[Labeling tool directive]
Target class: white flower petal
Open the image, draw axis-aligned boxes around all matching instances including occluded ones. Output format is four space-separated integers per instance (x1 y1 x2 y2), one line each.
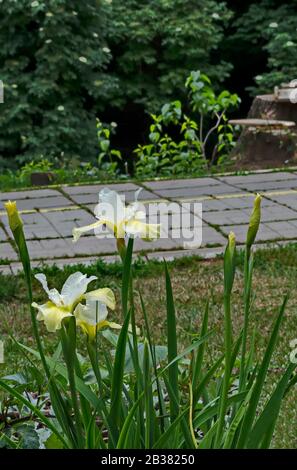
34 273 64 306
74 300 108 326
97 188 125 227
61 272 97 308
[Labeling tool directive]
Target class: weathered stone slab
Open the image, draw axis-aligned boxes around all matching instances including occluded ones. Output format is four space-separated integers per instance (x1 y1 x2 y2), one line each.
0 188 61 202
0 227 7 242
208 196 274 210
0 196 72 211
265 221 297 238
69 188 157 205
218 172 297 185
265 194 297 211
170 225 226 248
0 242 18 261
220 223 281 244
26 239 75 260
203 209 251 226
0 264 12 274
232 179 297 192
152 184 241 199
62 182 139 195
144 177 220 191
70 235 116 256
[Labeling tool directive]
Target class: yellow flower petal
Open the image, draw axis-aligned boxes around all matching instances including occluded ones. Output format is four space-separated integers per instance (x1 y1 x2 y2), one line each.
125 220 161 240
32 301 72 332
83 288 115 310
72 220 113 242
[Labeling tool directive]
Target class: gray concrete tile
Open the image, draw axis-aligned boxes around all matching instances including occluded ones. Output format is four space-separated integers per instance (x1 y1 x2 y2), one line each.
0 227 7 242
232 180 297 192
70 235 116 256
211 196 275 210
1 212 63 240
203 209 250 226
220 223 281 244
144 177 220 191
62 182 139 195
265 193 297 211
69 189 157 205
218 172 297 185
0 264 13 274
0 188 61 202
153 184 241 199
26 239 75 260
146 246 225 261
260 205 297 222
43 209 95 238
265 221 297 239
0 242 18 261
170 225 226 248
0 196 72 211
133 236 179 252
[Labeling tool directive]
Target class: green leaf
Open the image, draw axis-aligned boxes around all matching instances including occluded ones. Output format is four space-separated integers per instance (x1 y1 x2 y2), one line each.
236 295 288 448
165 261 179 422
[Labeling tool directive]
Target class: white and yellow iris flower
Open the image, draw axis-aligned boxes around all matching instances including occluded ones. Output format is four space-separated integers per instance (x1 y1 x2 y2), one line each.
32 271 116 337
72 188 160 242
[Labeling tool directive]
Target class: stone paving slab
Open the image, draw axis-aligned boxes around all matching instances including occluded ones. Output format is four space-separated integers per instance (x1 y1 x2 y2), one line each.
220 223 281 244
0 188 61 202
0 227 7 242
264 193 297 211
67 188 158 206
227 179 297 192
0 195 73 211
149 184 242 199
201 195 275 211
143 177 221 190
62 182 139 195
0 242 18 261
218 171 297 185
2 170 297 272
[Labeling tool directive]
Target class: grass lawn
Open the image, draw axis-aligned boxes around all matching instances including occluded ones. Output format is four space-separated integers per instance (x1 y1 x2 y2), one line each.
1 244 297 448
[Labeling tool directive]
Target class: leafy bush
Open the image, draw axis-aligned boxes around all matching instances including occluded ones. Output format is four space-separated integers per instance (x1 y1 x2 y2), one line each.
0 0 116 164
108 0 232 112
230 0 297 94
134 71 240 178
1 192 296 449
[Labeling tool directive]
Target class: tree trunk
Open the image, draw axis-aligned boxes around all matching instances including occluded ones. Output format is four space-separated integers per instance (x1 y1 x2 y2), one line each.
231 94 297 170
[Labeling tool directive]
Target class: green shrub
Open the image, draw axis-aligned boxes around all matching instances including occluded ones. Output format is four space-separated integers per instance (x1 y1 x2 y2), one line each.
0 0 116 164
230 0 297 95
134 71 240 178
109 0 232 112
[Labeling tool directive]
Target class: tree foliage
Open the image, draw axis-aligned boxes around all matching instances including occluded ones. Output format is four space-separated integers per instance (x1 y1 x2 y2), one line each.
108 0 232 111
0 0 116 166
230 0 297 95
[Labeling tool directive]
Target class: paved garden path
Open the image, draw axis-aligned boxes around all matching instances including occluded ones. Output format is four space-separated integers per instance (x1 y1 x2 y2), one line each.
2 170 297 274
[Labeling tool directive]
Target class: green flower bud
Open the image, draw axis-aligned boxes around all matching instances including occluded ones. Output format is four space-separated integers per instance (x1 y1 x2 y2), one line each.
224 231 236 295
246 194 262 249
4 200 23 233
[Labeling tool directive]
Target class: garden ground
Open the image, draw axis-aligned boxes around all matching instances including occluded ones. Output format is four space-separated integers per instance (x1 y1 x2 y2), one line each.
0 244 297 448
